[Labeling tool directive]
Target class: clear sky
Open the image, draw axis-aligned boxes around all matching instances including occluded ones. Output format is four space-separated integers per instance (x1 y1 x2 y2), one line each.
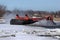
0 0 60 11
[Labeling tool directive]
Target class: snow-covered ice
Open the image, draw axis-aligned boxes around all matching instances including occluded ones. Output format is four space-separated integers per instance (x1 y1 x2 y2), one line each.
0 32 58 40
0 24 59 40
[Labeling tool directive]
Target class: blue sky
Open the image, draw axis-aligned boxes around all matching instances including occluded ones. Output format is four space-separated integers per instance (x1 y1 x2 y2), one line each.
0 0 60 11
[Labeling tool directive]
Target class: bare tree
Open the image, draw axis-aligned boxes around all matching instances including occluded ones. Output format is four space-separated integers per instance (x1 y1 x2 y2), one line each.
0 5 6 17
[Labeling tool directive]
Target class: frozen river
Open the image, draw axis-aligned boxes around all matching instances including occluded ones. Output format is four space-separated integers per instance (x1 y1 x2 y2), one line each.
1 13 60 40
0 24 59 40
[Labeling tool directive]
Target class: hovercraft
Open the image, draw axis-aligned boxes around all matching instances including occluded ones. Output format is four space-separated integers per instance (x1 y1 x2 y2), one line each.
10 19 38 25
10 15 60 28
10 15 42 25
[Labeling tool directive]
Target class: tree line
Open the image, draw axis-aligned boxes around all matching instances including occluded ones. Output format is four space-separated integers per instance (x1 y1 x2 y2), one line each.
0 4 60 18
